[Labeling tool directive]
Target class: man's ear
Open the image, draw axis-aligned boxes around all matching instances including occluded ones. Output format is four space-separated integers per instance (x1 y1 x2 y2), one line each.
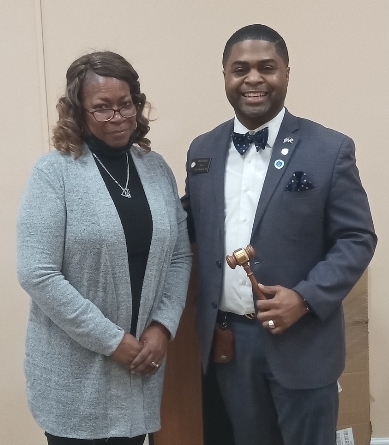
286 66 290 81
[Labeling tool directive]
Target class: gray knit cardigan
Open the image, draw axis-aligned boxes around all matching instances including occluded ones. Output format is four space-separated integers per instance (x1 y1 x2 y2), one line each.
17 144 191 439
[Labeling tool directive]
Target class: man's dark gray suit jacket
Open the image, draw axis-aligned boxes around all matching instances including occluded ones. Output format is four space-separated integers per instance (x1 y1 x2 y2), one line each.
182 109 376 390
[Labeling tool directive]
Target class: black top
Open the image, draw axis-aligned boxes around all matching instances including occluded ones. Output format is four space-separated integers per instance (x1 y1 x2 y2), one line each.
86 134 152 336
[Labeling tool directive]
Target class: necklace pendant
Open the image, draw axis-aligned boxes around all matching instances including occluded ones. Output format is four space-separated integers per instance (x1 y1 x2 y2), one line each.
121 188 131 198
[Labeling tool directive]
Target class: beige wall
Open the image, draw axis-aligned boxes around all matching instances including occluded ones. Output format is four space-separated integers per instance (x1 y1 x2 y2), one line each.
1 0 388 443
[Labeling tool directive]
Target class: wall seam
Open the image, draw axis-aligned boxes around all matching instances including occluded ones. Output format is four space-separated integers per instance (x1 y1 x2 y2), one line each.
35 0 50 153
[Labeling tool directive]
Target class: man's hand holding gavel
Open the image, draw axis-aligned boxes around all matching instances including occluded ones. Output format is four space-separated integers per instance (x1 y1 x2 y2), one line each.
226 245 310 334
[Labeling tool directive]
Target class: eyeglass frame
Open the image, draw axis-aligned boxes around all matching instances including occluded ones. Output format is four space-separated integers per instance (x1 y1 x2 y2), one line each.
84 105 138 122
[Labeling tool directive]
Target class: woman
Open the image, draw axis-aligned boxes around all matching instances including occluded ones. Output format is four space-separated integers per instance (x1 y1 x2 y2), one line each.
17 51 191 445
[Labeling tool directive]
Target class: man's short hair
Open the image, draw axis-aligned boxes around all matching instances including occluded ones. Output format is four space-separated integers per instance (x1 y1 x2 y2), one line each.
222 24 289 67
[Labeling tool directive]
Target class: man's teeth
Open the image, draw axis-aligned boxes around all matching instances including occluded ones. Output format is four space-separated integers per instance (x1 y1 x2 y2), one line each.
243 92 266 97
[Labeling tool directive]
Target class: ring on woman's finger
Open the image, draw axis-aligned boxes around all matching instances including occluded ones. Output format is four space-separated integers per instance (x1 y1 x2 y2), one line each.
151 361 160 368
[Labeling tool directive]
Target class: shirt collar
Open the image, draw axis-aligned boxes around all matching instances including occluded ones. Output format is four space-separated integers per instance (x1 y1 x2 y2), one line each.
233 107 285 148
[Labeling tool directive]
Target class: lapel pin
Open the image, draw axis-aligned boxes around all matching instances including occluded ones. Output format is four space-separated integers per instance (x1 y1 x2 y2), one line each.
283 137 293 144
191 161 196 168
274 159 284 170
281 148 289 156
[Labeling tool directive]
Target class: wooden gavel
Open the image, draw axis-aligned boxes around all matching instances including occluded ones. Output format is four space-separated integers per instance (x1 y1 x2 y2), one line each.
226 245 267 300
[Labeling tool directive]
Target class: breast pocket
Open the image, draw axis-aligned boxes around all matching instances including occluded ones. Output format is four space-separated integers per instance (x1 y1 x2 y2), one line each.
280 187 324 240
282 187 322 200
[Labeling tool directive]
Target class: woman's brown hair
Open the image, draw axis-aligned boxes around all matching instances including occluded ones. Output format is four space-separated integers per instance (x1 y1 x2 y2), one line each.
52 51 151 157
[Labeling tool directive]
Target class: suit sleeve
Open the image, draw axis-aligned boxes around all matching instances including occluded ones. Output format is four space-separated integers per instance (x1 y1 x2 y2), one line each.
293 136 377 320
181 147 196 244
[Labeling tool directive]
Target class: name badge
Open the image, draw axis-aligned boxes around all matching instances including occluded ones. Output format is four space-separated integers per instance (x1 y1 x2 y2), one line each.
190 158 212 173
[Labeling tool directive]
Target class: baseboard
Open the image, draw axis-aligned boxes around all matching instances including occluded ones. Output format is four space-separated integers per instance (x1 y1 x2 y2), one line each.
371 439 389 445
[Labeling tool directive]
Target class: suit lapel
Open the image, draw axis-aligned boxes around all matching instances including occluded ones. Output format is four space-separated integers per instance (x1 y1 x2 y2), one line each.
251 111 300 237
210 120 234 230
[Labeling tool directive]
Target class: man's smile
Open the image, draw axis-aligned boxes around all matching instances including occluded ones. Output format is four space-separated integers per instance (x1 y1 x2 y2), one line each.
241 91 268 97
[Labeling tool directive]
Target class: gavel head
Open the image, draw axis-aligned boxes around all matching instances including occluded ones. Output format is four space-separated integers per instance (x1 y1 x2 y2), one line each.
226 245 256 269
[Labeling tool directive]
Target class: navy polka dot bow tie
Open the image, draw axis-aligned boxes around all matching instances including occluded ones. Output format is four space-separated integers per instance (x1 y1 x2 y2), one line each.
232 127 269 155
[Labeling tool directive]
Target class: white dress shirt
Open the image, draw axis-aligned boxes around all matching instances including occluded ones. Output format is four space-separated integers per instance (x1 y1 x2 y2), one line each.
220 108 285 314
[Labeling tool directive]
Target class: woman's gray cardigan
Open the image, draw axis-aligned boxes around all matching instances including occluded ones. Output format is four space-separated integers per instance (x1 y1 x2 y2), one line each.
17 144 192 439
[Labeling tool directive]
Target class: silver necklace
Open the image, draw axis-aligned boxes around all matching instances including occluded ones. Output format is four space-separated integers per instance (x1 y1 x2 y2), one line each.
92 152 131 198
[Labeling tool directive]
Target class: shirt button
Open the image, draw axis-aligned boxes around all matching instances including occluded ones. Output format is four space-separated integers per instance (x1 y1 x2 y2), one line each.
243 218 247 222
211 302 217 309
249 131 255 135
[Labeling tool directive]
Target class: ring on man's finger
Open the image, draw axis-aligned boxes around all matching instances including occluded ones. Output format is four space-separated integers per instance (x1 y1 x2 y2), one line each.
151 361 160 368
268 320 276 329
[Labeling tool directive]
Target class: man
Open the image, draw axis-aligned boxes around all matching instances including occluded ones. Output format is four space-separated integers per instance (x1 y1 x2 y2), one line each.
181 24 376 445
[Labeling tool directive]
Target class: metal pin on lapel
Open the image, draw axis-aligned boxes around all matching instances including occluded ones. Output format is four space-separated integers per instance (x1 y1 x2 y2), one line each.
281 148 289 156
274 159 285 169
283 137 293 143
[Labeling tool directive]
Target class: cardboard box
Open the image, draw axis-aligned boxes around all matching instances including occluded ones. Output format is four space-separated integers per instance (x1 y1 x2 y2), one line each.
337 273 372 445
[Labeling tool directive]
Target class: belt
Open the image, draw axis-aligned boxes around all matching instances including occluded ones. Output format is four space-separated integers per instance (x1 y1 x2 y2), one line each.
218 310 256 324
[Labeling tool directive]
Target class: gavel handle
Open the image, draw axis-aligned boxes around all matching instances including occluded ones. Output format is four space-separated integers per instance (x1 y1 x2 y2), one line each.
242 263 267 301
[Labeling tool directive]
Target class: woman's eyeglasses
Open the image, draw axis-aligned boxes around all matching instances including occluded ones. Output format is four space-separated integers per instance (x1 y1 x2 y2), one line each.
85 105 137 122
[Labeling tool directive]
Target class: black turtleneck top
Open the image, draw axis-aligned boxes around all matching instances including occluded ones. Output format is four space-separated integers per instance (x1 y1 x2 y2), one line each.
85 134 152 336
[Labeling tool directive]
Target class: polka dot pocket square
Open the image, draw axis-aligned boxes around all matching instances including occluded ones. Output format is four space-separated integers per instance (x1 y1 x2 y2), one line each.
286 171 314 192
